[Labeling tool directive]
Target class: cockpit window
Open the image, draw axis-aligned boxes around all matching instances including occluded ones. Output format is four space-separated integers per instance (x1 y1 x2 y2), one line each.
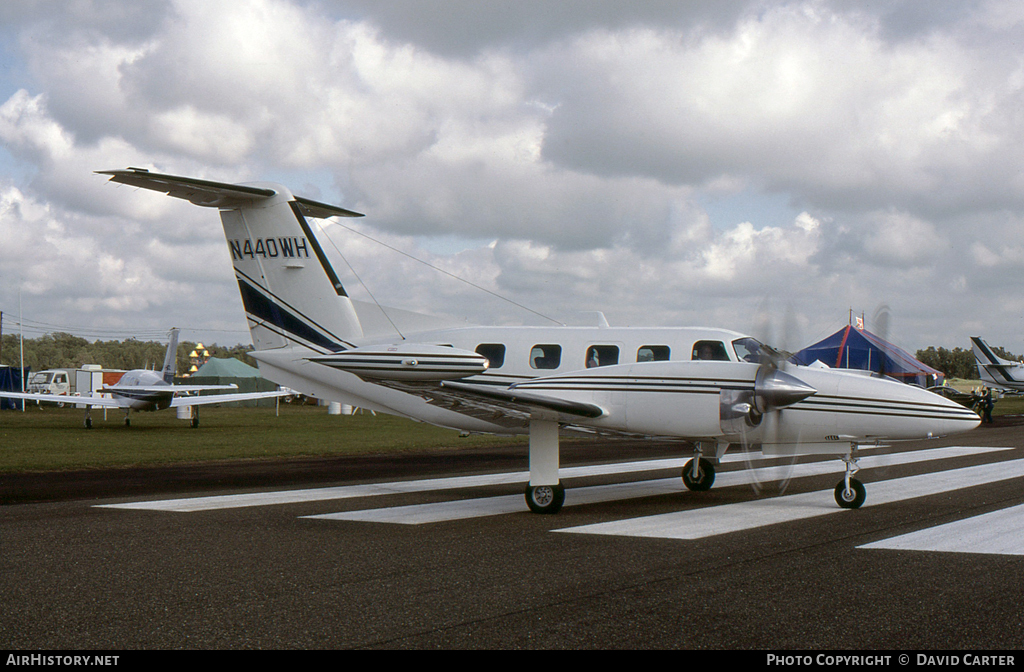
692 340 731 361
732 337 767 363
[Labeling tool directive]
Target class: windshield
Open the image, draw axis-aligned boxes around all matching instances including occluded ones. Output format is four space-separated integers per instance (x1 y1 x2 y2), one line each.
29 372 54 385
732 337 768 364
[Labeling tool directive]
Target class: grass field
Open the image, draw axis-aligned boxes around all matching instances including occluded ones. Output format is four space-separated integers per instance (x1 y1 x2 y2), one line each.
2 386 1019 474
0 403 525 473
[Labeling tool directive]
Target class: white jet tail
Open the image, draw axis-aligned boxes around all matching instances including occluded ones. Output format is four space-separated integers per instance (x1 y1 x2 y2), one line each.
971 336 1024 389
97 169 366 354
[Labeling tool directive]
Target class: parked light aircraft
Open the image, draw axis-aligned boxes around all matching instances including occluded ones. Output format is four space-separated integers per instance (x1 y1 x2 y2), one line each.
971 337 1024 392
0 327 291 428
96 168 981 512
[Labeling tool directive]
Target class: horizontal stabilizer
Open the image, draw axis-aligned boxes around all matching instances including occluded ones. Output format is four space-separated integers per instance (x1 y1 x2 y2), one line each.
96 168 364 217
310 344 488 382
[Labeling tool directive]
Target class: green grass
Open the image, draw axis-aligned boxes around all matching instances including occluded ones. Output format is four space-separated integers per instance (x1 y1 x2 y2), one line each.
0 403 525 473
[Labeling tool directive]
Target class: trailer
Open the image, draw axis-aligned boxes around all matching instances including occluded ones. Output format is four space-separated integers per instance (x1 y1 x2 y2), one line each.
25 365 125 403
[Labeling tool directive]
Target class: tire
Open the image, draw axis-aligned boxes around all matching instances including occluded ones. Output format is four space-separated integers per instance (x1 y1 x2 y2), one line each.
525 483 565 514
682 458 716 491
835 478 866 509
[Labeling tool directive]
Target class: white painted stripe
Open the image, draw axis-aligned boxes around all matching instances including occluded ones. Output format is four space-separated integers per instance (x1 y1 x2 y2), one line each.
94 457 693 512
305 446 1011 525
556 458 1024 540
858 504 1024 555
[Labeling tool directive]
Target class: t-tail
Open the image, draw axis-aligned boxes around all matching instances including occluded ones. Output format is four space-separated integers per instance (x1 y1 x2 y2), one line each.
161 328 180 383
97 169 366 355
971 336 1024 389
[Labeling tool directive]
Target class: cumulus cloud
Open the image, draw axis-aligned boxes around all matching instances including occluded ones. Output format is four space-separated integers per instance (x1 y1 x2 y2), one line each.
1 0 1023 351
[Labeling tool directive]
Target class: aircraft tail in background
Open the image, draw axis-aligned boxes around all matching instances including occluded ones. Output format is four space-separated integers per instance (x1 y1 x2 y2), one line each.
970 336 1024 391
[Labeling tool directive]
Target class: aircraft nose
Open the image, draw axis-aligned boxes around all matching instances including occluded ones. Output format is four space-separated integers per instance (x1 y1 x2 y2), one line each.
921 387 981 435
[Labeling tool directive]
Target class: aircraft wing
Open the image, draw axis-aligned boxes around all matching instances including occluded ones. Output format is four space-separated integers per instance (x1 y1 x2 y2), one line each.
169 389 295 407
0 391 123 407
96 168 364 217
103 384 240 393
439 381 605 419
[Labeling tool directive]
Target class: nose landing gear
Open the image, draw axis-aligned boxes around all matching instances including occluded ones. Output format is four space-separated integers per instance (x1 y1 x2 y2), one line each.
835 452 865 509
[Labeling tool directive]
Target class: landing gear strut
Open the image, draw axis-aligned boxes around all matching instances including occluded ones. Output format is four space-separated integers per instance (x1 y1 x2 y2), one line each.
835 451 865 509
682 443 717 491
682 457 716 491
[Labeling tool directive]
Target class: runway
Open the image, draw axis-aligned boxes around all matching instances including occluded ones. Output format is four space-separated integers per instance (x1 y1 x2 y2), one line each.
2 421 1023 649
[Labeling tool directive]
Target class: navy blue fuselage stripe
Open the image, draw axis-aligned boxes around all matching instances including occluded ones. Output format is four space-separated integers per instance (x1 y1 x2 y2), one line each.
236 277 347 352
290 201 348 297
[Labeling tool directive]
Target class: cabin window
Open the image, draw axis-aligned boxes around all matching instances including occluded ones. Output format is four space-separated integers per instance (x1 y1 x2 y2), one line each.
530 344 562 370
692 340 730 361
475 343 506 369
585 345 619 368
637 345 670 362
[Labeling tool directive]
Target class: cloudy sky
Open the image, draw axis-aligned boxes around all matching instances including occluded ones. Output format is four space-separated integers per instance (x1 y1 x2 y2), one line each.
2 0 1023 355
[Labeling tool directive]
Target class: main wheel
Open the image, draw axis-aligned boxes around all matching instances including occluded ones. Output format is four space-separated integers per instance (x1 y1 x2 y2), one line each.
525 483 565 514
682 457 716 491
835 478 866 509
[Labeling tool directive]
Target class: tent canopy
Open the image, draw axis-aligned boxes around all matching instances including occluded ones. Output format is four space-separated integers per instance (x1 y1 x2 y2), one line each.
186 357 279 407
791 325 943 387
193 357 260 377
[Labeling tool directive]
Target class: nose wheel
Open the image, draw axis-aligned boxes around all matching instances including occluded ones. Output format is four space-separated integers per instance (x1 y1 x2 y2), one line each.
682 456 716 491
835 452 865 509
835 478 866 508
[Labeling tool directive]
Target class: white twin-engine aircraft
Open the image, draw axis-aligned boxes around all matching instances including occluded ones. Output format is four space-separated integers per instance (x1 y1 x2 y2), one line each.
0 327 290 428
97 168 981 512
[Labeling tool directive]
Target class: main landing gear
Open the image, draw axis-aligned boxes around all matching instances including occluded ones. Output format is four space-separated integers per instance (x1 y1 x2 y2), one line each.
524 419 565 514
525 483 565 514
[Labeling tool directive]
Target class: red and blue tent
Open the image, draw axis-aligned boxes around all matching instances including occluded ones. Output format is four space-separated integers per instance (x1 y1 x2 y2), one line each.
790 325 943 387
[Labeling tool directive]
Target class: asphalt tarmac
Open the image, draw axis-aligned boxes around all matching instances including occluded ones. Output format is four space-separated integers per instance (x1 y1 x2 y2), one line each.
2 420 1023 650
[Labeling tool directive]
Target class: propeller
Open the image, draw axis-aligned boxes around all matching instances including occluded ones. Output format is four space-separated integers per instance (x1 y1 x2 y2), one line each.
864 303 897 477
735 298 814 496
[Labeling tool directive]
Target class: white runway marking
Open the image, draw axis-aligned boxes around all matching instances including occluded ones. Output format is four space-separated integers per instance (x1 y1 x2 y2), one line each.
95 457 692 512
305 446 1010 525
858 504 1024 556
556 458 1024 540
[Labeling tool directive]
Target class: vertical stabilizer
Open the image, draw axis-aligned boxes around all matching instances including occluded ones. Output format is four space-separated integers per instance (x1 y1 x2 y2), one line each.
95 169 367 355
161 328 180 383
971 336 1022 388
220 187 365 352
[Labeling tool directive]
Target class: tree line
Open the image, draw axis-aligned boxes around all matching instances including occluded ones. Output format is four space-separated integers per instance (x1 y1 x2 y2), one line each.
0 332 257 376
915 344 1022 381
3 331 1021 382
